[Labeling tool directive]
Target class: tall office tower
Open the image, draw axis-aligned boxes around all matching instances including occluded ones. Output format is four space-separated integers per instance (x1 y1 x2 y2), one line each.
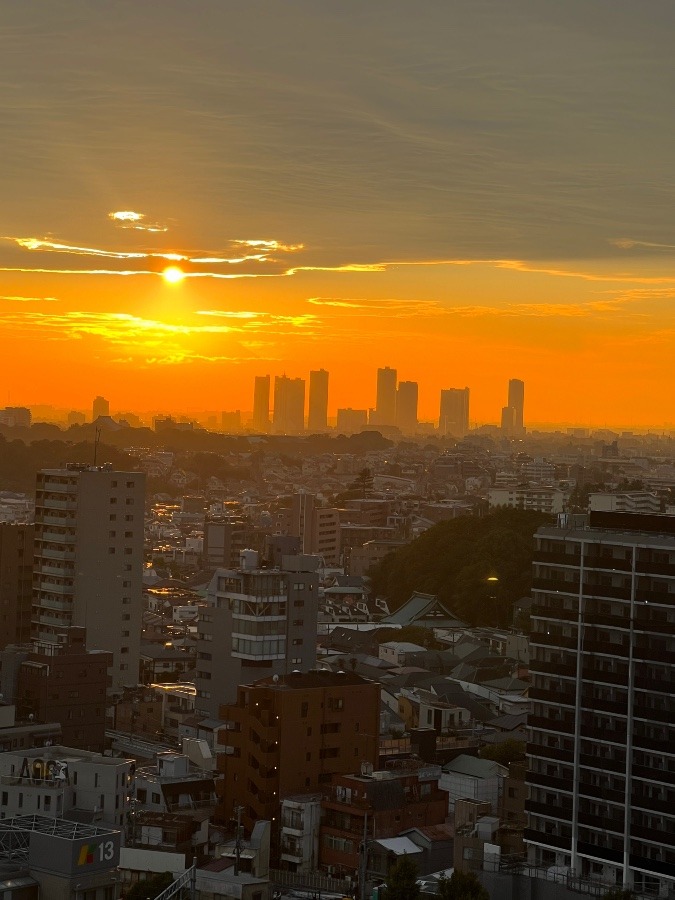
32 464 145 691
527 511 675 895
307 368 329 431
252 375 271 432
194 552 320 717
508 378 525 434
273 375 306 433
92 396 109 420
396 381 418 433
375 366 397 427
439 387 470 437
0 523 34 648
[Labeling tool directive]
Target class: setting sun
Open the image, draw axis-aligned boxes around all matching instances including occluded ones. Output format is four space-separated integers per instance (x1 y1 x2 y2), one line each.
162 265 185 285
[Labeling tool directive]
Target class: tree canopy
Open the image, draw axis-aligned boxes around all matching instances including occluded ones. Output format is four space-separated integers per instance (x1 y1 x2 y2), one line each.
386 855 420 900
437 870 489 900
368 508 552 626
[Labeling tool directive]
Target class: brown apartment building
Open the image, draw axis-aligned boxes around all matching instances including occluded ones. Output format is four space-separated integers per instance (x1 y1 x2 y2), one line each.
321 767 448 876
217 671 380 833
16 627 111 752
0 523 34 648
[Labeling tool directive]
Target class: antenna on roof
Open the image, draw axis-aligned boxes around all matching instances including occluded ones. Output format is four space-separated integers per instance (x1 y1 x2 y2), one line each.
93 426 102 465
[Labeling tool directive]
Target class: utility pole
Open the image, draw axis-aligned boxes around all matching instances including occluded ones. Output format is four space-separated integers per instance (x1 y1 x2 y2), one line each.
234 805 244 876
358 812 368 900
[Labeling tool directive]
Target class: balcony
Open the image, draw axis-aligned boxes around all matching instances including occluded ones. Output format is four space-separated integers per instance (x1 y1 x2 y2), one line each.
583 555 633 572
532 578 580 595
34 597 72 612
526 771 573 793
531 605 578 622
530 633 578 651
32 612 70 627
582 583 631 601
523 828 571 852
525 800 572 820
39 498 78 511
635 560 675 577
529 659 577 678
39 514 74 527
39 547 76 561
578 753 625 775
526 743 574 764
533 550 581 566
37 581 73 595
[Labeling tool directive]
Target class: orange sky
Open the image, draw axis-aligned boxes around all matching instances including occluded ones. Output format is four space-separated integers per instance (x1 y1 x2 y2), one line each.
2 2 675 429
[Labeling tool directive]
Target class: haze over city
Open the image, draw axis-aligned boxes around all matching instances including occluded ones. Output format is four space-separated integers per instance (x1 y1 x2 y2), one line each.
1 2 675 428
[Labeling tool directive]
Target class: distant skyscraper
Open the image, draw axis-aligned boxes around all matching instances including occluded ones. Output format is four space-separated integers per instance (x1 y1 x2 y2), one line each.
32 465 145 691
501 405 516 435
252 375 270 432
508 378 525 434
308 369 329 432
273 375 305 433
375 367 397 427
336 408 368 434
92 396 109 421
396 381 418 433
439 387 469 436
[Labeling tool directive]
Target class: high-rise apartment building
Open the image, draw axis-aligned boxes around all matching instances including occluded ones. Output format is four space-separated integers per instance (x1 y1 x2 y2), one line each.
501 405 516 435
32 464 145 691
308 369 329 432
252 375 271 432
439 387 470 437
194 553 320 717
374 367 397 427
276 492 341 566
527 511 675 895
396 381 418 433
273 375 306 433
92 395 109 420
508 378 525 434
0 523 34 648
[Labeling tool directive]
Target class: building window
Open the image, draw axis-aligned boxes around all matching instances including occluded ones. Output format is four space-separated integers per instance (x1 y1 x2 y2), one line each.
108 547 115 554
109 514 117 521
109 531 116 538
110 498 117 505
125 498 134 505
301 702 309 718
151 793 161 804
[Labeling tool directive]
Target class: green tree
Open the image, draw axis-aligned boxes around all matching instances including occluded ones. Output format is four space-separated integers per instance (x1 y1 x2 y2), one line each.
351 467 374 498
124 872 174 899
479 740 526 766
386 855 420 900
437 870 489 900
368 508 552 627
601 889 635 900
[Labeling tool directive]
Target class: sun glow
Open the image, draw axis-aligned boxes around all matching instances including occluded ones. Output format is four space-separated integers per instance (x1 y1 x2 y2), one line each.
162 265 185 284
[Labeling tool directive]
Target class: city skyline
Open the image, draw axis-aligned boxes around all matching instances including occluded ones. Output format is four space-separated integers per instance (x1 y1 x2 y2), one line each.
1 4 675 428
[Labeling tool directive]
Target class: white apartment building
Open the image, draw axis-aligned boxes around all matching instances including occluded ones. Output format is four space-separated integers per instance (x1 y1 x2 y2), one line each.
0 745 134 829
32 464 145 691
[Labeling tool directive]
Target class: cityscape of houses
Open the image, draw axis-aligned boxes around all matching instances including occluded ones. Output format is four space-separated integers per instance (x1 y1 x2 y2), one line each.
0 394 673 900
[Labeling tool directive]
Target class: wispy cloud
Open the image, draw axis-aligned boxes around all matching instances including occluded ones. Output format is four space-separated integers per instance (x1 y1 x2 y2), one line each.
0 294 58 302
108 210 169 233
